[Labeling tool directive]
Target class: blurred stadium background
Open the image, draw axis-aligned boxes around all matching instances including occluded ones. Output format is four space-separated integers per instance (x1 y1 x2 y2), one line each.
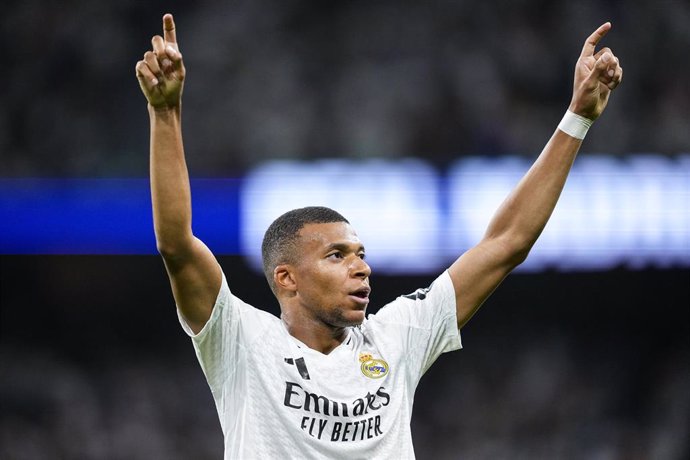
1 0 688 458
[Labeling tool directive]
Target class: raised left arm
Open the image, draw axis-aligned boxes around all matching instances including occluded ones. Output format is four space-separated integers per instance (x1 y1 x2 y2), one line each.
449 22 623 328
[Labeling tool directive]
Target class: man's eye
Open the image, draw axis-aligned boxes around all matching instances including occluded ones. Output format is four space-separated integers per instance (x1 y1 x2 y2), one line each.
327 252 343 259
359 253 366 260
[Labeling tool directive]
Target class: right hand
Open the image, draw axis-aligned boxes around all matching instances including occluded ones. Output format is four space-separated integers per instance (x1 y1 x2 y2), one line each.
568 22 623 121
135 14 185 110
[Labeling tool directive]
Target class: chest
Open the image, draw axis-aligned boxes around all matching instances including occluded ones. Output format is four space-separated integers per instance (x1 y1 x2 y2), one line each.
245 329 409 412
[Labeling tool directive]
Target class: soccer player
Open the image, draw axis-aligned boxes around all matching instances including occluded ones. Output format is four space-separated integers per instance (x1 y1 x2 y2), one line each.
135 13 622 459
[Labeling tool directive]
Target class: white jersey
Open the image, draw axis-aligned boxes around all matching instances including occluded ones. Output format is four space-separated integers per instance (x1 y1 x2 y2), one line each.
178 270 461 459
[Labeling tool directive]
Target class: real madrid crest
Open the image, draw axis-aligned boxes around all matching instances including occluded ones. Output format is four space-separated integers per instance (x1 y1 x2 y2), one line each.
359 352 389 379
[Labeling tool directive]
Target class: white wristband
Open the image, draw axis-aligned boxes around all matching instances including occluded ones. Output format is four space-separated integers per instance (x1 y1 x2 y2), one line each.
558 110 593 140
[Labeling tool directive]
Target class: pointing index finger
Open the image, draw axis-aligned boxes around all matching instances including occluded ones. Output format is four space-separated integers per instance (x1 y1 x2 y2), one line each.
581 22 611 57
163 13 177 45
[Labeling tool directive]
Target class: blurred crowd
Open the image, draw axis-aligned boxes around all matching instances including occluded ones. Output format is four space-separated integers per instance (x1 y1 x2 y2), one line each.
1 255 688 459
1 337 687 459
1 0 689 177
1 2 689 459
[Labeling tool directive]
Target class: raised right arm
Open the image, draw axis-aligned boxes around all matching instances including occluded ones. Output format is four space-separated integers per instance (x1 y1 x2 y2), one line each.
135 13 221 334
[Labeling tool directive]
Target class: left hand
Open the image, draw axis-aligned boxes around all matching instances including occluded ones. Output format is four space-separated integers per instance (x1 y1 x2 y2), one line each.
569 22 623 120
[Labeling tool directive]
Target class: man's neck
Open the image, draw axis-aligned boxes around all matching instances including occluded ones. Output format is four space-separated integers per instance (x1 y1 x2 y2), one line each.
281 313 349 355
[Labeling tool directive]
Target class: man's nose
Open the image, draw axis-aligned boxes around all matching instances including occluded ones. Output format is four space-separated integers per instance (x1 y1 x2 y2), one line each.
351 256 371 278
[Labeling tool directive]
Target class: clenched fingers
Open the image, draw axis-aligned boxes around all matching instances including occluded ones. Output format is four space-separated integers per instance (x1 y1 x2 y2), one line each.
135 60 158 90
152 35 172 73
594 47 613 61
608 64 623 90
143 51 164 83
593 51 622 90
163 45 184 76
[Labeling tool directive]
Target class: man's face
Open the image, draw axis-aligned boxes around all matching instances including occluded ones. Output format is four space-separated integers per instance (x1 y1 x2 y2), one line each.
291 221 371 328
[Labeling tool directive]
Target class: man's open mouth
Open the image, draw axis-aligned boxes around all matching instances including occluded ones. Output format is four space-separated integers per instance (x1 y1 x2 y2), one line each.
350 287 371 299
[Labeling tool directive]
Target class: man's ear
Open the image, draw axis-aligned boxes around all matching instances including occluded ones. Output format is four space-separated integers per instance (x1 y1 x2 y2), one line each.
274 264 297 292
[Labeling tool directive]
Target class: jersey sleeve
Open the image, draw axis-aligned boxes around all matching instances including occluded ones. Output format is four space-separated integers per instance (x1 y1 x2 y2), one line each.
367 270 461 380
177 272 273 406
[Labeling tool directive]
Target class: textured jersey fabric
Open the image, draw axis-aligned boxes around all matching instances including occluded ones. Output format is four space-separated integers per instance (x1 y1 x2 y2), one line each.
178 270 462 459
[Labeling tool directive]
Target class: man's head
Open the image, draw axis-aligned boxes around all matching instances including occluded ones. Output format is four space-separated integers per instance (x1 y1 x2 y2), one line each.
261 206 350 294
262 206 372 329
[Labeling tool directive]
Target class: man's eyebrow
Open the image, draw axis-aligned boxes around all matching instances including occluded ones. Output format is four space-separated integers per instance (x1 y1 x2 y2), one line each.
325 242 366 253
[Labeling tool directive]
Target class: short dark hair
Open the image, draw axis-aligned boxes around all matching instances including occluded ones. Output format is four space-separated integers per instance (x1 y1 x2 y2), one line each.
261 206 349 294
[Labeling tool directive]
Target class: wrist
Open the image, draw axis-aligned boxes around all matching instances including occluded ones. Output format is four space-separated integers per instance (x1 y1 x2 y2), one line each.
568 99 600 122
148 103 181 118
558 110 593 140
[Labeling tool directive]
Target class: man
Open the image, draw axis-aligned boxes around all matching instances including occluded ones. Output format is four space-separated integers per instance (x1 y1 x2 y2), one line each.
135 13 622 459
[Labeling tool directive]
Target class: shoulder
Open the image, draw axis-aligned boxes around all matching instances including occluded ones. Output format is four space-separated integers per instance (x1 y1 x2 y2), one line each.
187 271 282 342
367 271 456 324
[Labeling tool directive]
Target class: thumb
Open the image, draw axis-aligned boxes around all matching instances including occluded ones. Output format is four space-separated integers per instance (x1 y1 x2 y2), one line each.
588 51 613 86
